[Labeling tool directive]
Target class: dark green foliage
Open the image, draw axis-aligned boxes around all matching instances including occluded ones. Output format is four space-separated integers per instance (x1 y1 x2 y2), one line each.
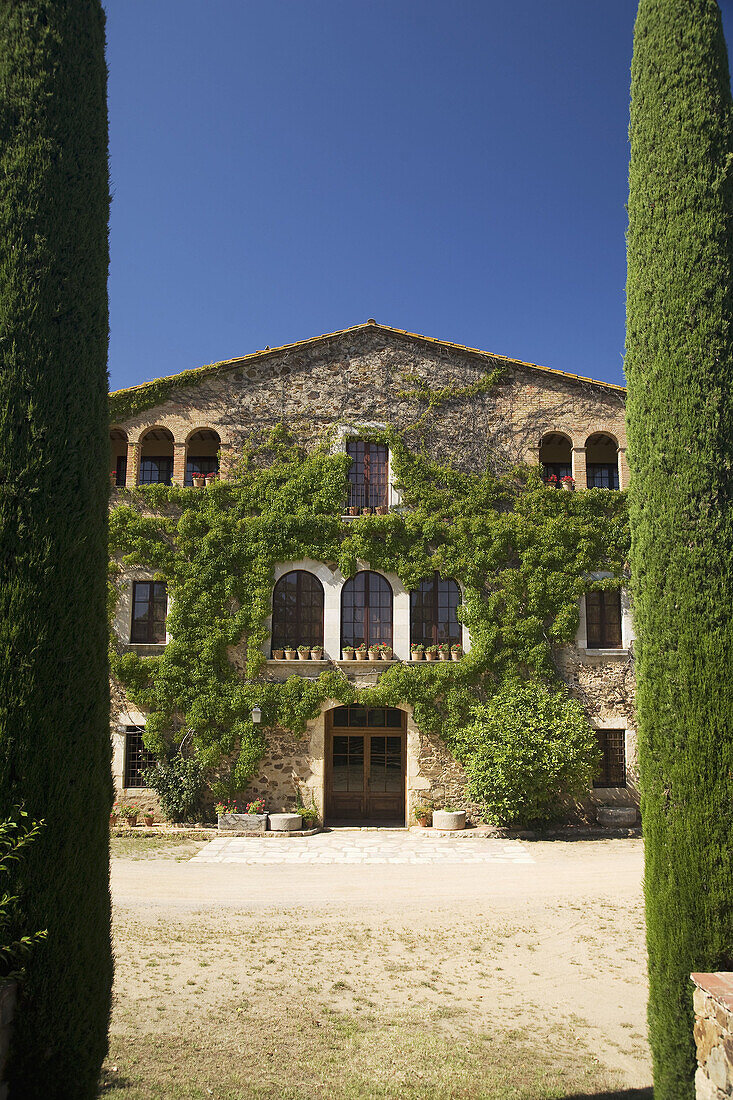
0 812 47 982
626 2 733 1095
0 3 113 1096
110 427 628 809
458 682 600 828
142 754 205 823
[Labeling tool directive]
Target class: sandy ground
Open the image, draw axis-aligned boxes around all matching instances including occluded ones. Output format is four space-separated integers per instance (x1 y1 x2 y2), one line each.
110 835 650 1092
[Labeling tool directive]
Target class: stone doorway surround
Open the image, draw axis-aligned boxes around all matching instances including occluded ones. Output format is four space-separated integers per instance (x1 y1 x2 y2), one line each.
301 701 434 827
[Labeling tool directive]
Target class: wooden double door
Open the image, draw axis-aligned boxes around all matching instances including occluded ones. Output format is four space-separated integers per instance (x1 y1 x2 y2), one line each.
326 706 406 824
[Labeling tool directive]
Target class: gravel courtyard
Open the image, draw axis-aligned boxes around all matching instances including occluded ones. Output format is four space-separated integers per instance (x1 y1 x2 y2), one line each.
103 832 651 1100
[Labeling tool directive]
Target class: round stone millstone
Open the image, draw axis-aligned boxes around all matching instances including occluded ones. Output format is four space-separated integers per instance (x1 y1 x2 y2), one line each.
596 806 637 828
268 813 303 832
432 810 466 831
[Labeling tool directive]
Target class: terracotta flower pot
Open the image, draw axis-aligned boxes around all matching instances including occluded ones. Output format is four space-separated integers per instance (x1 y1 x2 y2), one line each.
349 507 359 516
380 650 393 660
368 649 380 661
451 650 462 661
109 813 118 826
375 506 387 515
284 649 297 660
438 652 449 661
355 651 367 661
272 649 285 660
342 651 355 661
362 508 371 516
126 816 138 828
297 650 310 660
310 649 324 661
411 652 423 661
425 653 436 662
143 815 154 827
416 815 431 828
193 476 205 488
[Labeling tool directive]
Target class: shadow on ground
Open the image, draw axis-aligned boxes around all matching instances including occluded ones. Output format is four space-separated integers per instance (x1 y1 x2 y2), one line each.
564 1090 653 1100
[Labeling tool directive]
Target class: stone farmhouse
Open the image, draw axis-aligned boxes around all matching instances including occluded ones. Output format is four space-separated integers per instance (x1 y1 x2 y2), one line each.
109 321 635 826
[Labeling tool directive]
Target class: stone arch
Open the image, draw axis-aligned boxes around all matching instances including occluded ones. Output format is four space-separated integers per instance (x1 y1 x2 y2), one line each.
539 431 573 482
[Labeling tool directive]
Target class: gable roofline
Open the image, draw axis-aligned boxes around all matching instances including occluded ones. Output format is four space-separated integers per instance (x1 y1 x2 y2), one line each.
109 320 625 422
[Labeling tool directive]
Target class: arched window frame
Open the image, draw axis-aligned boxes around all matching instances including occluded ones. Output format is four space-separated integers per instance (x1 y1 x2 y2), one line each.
341 570 393 651
271 570 325 654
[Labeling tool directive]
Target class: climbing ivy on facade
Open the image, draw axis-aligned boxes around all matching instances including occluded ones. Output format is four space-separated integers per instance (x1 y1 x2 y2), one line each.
109 424 629 794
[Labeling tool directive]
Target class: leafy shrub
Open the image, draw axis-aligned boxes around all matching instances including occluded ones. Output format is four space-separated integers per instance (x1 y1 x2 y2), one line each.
460 682 600 828
0 812 47 981
142 755 205 823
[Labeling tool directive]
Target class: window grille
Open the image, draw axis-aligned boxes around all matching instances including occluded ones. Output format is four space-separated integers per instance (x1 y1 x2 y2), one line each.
593 729 626 788
341 571 393 650
115 454 127 487
410 574 461 648
271 571 324 653
586 590 622 649
542 462 572 482
332 706 403 728
123 727 156 788
346 441 388 510
131 581 168 644
185 456 218 486
139 456 173 485
587 463 619 489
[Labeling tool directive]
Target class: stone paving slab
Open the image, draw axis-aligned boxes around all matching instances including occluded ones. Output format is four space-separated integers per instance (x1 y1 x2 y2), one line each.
190 830 535 865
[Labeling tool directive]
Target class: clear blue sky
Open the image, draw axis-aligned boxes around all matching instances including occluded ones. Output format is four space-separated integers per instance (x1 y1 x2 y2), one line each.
105 0 733 393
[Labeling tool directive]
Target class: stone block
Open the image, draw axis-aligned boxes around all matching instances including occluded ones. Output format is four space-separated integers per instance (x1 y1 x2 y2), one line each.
268 813 302 832
432 810 466 831
695 1015 723 1064
706 1045 732 1093
218 813 267 833
596 806 637 828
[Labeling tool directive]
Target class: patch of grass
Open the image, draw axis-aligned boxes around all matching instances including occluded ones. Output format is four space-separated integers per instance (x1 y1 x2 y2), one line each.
110 836 209 861
100 1005 626 1100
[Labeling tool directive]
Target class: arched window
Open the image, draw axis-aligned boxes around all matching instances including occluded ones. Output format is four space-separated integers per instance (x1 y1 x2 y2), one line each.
539 432 572 483
139 427 174 485
347 440 388 510
410 574 461 648
341 571 393 650
585 433 619 489
271 571 324 654
185 428 220 486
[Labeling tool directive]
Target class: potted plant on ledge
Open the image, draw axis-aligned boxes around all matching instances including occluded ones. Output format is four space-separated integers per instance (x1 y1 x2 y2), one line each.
342 645 355 661
411 644 424 662
450 643 463 661
284 644 297 660
310 645 324 661
355 644 367 661
297 645 311 660
118 803 139 827
380 644 393 661
414 804 432 828
424 645 438 662
437 643 450 661
368 644 381 660
561 475 575 492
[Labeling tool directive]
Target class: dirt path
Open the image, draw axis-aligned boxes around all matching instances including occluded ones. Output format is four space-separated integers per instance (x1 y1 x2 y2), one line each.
109 836 650 1094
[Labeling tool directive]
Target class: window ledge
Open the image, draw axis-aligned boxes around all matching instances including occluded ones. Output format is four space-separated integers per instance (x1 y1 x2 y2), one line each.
125 642 167 655
581 647 630 658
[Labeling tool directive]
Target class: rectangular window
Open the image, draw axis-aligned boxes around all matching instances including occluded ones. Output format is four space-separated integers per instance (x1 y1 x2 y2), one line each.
587 464 619 490
130 581 168 643
185 456 218 486
346 441 388 510
586 590 622 649
115 454 128 487
543 462 572 481
593 729 626 788
139 456 173 485
123 727 156 788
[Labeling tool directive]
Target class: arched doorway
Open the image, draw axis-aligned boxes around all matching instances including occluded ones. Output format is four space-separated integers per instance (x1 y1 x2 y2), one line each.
325 705 406 825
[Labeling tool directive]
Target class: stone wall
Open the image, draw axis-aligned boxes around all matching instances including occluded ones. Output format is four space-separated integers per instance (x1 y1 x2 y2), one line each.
113 324 628 486
109 324 635 816
692 973 733 1099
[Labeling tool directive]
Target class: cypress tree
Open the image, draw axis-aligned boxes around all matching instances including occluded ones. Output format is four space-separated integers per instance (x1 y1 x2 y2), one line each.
626 1 733 1096
0 2 113 1096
